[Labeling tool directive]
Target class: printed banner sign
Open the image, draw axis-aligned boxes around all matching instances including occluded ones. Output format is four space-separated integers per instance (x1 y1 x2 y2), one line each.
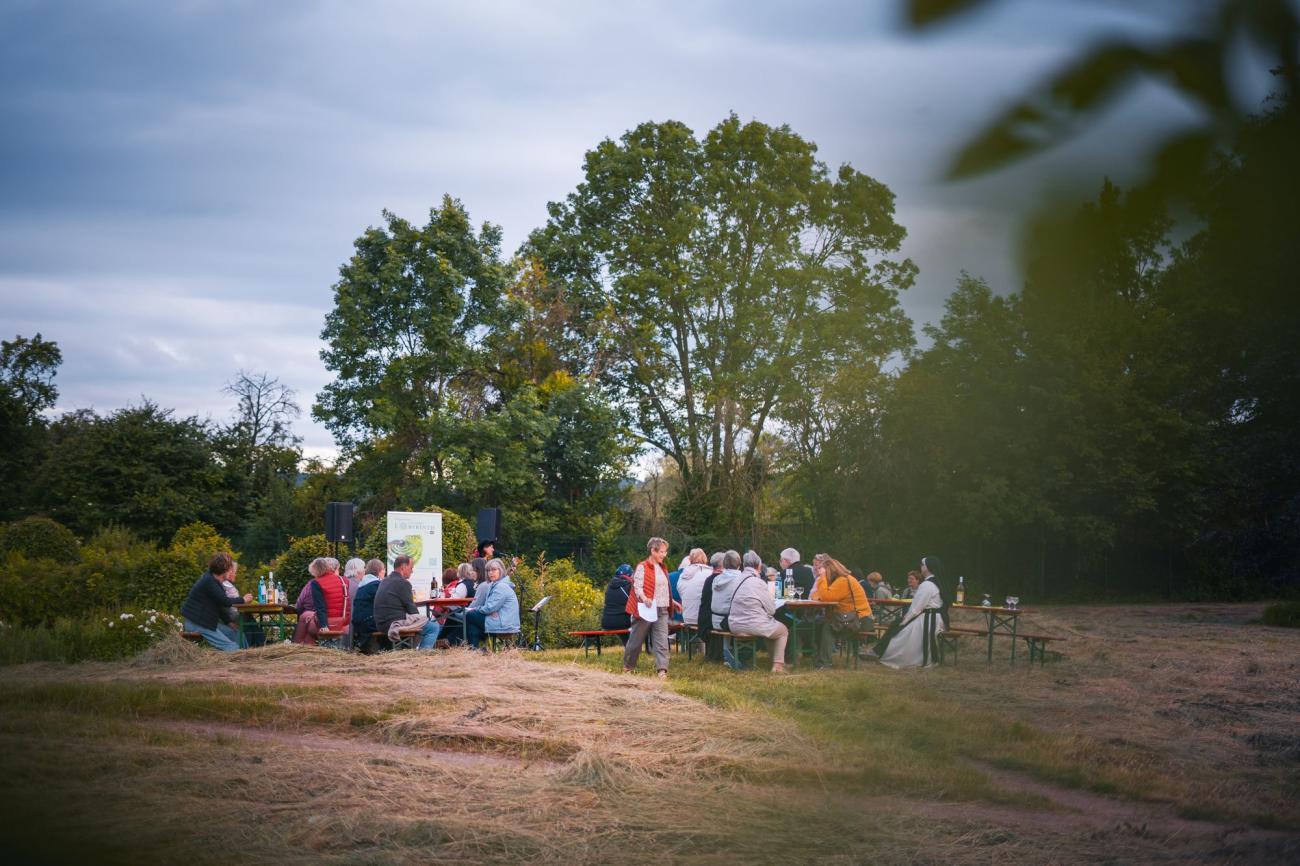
385 511 443 600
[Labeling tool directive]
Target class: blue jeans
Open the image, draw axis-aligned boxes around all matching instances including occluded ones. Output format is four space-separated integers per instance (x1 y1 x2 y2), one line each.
417 617 441 650
722 637 742 670
184 618 240 652
465 610 488 648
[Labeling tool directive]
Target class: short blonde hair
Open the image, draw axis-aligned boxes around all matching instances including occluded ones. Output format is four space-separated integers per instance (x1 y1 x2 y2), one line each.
647 536 668 553
688 548 707 565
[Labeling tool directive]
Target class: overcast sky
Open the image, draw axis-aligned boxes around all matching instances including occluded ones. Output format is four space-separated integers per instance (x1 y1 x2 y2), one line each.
1 0 1212 460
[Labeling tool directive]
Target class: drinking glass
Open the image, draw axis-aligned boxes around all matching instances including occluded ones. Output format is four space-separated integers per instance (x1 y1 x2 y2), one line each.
1008 596 1019 610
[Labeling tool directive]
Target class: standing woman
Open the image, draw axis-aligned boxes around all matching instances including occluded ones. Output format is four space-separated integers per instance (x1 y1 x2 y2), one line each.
810 555 874 668
879 556 945 669
623 537 676 678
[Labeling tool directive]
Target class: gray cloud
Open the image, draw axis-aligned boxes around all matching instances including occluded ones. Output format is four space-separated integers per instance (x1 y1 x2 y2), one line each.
0 0 1200 458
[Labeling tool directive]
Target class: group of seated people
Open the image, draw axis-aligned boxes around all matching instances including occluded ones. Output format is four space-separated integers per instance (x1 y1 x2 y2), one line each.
180 546 521 653
597 540 948 674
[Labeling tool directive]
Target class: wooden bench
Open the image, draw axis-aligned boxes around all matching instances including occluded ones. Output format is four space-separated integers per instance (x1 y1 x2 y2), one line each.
315 628 347 649
1019 632 1066 664
392 626 424 651
488 632 520 651
711 631 761 669
569 629 629 656
181 631 204 643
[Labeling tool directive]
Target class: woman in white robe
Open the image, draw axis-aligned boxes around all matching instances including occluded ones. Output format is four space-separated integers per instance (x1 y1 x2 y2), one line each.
879 557 945 669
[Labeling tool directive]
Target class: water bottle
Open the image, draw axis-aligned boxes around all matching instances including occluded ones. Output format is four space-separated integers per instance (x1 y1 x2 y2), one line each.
955 576 965 606
776 573 785 599
277 580 286 605
257 576 266 604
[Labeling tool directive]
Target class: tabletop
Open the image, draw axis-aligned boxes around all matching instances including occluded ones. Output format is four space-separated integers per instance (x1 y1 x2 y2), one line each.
234 603 297 614
415 596 471 607
952 603 1028 615
776 599 837 608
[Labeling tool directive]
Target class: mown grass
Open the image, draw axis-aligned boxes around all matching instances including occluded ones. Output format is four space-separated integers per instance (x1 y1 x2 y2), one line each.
530 646 1196 814
0 679 395 729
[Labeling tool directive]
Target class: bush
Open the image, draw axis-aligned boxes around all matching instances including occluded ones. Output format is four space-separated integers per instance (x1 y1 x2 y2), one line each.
0 552 86 626
0 606 183 664
0 516 80 564
511 556 603 648
169 522 236 572
430 507 475 566
268 534 333 604
1262 601 1300 628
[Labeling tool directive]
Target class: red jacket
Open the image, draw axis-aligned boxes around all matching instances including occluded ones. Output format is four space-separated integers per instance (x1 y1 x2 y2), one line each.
624 557 666 618
311 572 351 629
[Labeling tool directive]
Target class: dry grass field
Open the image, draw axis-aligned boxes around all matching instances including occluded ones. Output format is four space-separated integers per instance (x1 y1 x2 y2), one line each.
0 603 1296 865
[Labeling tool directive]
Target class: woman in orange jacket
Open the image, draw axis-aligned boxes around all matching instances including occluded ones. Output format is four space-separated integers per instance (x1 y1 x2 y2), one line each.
810 555 874 668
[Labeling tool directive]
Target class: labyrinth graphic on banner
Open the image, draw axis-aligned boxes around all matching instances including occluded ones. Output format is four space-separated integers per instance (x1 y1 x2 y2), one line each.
386 511 443 600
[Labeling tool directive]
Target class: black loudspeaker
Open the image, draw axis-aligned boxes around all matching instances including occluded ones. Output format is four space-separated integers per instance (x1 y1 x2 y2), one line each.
325 502 355 543
476 507 502 544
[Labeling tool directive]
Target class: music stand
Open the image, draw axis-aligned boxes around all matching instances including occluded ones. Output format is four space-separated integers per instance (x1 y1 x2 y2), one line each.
530 596 552 651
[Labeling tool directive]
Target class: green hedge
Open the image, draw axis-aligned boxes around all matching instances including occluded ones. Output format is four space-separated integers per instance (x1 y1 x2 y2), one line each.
0 516 80 564
0 521 237 626
1262 601 1300 628
0 606 184 664
511 556 603 648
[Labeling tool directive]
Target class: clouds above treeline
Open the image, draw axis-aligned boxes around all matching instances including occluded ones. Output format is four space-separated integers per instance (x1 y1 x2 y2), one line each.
0 0 1202 457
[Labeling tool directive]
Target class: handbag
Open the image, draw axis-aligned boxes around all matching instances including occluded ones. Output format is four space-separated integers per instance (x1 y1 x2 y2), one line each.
831 577 866 633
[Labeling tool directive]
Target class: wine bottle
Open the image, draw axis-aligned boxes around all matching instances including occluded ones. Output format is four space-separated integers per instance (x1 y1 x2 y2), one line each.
955 575 965 606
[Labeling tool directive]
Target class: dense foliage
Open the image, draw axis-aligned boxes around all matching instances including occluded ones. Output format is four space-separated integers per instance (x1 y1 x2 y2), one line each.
509 556 603 648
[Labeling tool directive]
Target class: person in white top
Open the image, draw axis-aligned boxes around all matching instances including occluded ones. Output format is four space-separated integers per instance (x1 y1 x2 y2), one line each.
675 548 712 627
879 556 945 669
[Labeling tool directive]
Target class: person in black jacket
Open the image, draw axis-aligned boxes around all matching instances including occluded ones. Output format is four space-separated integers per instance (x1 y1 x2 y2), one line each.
601 564 634 642
351 558 385 652
180 552 243 651
698 552 725 662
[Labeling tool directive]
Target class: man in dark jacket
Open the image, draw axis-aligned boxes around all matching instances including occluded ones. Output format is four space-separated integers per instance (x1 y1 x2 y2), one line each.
180 552 243 651
351 558 385 652
779 548 815 597
698 552 725 663
601 564 633 643
374 555 440 649
777 547 815 664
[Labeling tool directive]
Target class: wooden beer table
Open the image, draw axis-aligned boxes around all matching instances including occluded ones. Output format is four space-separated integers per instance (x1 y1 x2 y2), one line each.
951 603 1029 663
774 599 837 666
233 602 298 647
416 596 471 645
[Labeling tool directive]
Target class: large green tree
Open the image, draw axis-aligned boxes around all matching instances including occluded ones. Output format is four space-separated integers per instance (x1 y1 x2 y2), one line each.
527 115 915 535
314 198 632 552
34 402 234 541
0 333 62 520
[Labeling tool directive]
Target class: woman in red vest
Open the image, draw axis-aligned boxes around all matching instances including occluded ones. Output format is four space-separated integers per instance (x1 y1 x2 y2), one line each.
293 557 352 646
623 537 678 678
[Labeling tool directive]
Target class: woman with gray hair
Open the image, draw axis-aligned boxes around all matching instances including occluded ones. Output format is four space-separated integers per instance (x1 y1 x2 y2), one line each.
464 557 520 648
343 557 366 600
292 556 351 646
623 537 677 677
726 551 788 672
